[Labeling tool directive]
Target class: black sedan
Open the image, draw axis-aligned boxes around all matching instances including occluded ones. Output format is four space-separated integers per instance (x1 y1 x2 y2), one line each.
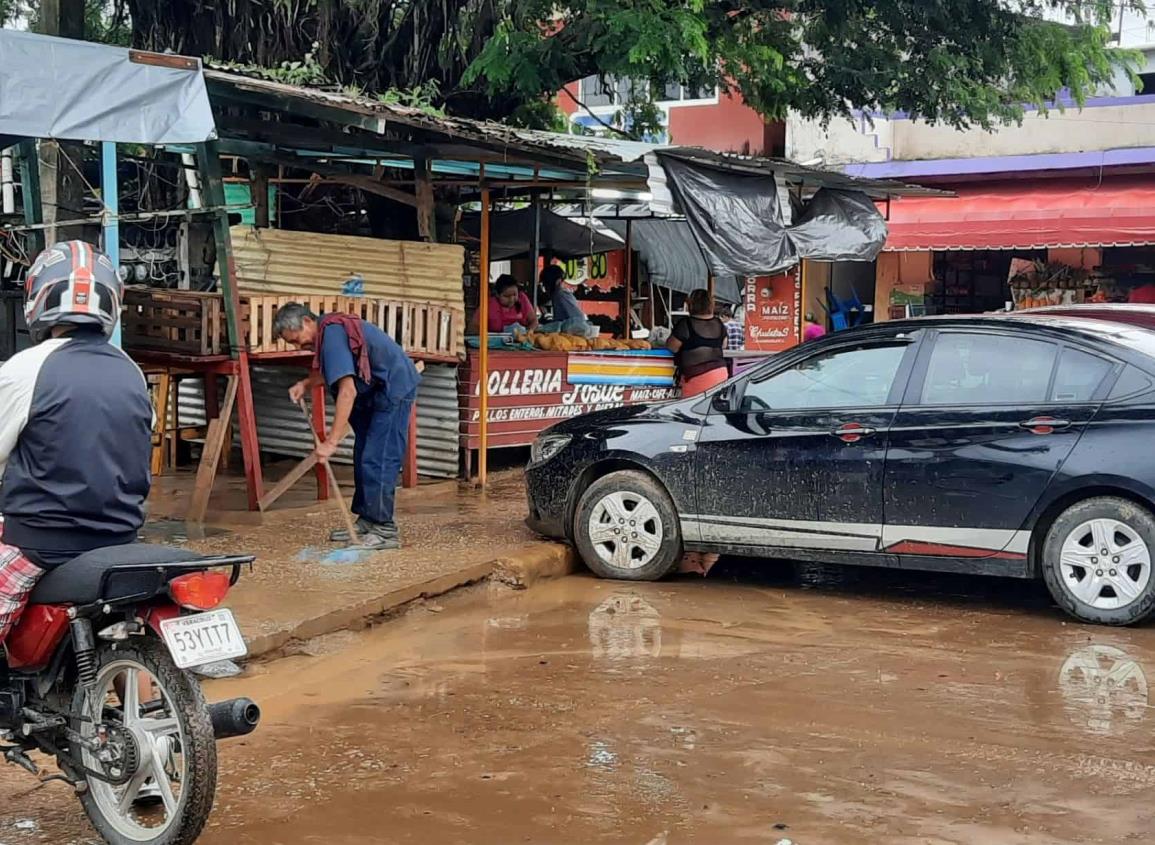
526 311 1155 626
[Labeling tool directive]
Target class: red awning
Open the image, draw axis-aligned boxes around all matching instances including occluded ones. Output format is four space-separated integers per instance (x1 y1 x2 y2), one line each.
883 177 1155 252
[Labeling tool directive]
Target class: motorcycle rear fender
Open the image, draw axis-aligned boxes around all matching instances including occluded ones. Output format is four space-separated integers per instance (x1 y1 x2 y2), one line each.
7 601 181 676
141 602 181 636
5 604 71 671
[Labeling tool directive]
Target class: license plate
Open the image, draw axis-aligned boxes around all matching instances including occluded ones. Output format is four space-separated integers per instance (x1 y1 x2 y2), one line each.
160 609 247 669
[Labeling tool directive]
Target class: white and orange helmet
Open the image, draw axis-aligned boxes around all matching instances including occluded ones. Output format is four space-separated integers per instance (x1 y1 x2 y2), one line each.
23 241 122 343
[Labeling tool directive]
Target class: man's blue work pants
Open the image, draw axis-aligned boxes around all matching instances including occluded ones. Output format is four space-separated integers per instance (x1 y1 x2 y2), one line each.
349 390 415 529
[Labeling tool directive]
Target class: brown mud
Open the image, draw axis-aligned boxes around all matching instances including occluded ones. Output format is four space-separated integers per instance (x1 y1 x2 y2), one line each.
3 560 1155 844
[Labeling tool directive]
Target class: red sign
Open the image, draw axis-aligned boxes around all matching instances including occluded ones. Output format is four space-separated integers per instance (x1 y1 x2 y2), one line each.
555 251 626 292
744 271 800 352
461 350 680 449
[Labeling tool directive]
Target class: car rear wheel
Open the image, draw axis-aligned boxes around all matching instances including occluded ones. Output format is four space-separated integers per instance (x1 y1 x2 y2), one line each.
574 470 682 581
1041 497 1155 626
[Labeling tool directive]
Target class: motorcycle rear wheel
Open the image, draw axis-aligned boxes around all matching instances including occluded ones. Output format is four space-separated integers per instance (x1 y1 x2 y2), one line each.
69 638 218 845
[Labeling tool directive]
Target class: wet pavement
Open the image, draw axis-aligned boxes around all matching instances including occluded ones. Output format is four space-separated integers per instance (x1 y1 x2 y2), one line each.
150 469 539 653
4 560 1155 844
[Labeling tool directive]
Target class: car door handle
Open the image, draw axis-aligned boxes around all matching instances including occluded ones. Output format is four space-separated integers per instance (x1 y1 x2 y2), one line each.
1018 416 1071 435
831 423 876 443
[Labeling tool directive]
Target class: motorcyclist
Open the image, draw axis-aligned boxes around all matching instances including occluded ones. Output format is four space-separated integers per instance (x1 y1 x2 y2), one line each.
0 241 152 643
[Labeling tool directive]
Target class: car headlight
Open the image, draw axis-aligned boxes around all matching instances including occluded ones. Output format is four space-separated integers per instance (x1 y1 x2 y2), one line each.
530 433 572 466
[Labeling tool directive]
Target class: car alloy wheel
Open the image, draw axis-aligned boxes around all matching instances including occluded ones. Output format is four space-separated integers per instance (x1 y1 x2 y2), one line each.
1058 517 1152 610
587 491 664 571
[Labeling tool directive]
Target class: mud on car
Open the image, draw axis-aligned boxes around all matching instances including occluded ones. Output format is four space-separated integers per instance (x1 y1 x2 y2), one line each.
527 310 1155 626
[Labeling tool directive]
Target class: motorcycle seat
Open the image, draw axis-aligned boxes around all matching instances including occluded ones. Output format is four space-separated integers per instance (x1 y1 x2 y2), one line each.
29 544 208 605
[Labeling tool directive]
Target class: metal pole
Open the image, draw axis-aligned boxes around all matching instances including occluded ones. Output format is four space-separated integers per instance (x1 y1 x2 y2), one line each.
17 140 43 255
707 273 715 302
531 191 542 310
624 218 633 338
478 172 491 488
101 142 121 347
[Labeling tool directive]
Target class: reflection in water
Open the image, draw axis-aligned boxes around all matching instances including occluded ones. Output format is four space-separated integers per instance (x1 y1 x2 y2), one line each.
588 594 662 659
1058 644 1149 735
585 740 618 772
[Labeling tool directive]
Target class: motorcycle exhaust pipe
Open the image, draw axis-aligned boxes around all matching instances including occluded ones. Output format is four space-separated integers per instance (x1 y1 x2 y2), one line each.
208 698 261 739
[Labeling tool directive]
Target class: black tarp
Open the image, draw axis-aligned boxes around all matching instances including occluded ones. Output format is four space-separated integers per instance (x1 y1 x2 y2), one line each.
657 153 888 278
460 208 622 260
603 219 740 304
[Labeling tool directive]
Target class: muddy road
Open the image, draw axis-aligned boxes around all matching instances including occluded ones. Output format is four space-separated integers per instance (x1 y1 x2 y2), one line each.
3 561 1154 844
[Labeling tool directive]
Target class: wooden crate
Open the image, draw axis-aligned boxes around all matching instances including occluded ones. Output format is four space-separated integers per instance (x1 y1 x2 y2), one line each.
122 289 226 356
243 293 458 359
122 288 458 360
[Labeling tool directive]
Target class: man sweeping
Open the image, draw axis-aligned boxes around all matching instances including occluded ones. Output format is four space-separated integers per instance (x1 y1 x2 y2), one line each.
276 303 420 551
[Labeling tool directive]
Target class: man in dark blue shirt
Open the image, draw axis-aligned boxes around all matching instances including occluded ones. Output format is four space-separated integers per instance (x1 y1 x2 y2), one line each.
275 303 420 550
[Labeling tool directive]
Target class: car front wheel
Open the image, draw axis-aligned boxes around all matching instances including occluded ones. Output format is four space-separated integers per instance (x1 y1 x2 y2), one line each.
573 470 683 581
1042 497 1155 626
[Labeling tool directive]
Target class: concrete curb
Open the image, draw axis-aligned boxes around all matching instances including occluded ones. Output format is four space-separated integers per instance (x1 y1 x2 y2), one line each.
244 541 579 659
491 543 579 589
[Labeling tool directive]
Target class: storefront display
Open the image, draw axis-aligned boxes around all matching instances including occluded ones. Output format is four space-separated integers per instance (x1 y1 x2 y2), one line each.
1008 259 1089 309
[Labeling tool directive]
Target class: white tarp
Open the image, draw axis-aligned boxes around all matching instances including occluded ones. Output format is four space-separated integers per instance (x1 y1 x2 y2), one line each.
0 31 216 144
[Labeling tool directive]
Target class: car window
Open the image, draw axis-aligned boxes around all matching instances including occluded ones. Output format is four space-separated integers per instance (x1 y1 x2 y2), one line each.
1051 347 1113 402
921 333 1057 405
742 344 907 411
1109 365 1155 401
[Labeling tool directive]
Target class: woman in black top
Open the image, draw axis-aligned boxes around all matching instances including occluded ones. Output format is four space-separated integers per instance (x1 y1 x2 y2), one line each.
667 289 729 395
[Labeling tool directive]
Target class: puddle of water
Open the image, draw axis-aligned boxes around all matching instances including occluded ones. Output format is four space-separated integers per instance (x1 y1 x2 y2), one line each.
139 518 229 545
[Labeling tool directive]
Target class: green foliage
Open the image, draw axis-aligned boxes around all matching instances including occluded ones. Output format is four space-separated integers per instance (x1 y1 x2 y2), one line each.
465 0 1145 134
210 42 330 87
506 99 571 133
377 80 447 118
5 0 129 44
102 0 1150 134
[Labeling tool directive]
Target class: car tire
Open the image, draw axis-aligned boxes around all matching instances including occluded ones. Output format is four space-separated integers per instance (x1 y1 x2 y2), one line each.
573 470 682 581
1041 496 1155 626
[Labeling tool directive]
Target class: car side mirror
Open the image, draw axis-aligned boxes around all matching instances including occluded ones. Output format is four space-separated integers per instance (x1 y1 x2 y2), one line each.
711 384 739 414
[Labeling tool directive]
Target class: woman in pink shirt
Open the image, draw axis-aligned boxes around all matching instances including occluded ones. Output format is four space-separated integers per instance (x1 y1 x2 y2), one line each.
469 274 539 334
802 312 827 342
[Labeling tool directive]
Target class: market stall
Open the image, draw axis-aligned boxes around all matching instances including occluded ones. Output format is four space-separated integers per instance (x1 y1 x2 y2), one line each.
459 346 678 469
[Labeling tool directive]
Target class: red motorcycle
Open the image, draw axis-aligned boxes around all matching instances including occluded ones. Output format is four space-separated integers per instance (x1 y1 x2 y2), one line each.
1 543 260 845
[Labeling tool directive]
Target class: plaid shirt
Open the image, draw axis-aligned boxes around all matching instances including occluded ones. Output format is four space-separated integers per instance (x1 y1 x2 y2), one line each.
0 543 44 642
724 320 745 351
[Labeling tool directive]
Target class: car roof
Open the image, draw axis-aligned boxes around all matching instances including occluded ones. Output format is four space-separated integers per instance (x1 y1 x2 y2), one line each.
865 309 1155 362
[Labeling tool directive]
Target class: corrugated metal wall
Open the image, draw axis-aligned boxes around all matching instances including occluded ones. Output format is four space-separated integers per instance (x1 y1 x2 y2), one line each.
177 364 460 478
229 226 467 355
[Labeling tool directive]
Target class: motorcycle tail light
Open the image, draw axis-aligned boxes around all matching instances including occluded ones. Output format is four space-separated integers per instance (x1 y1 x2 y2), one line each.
169 571 231 611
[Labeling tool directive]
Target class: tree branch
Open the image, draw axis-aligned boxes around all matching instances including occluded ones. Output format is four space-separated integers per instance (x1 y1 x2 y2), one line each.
560 86 641 142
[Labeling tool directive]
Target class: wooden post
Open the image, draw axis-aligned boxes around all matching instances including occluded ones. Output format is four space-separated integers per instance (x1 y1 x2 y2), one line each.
252 164 271 229
414 154 436 242
478 175 491 488
35 0 87 245
707 273 716 302
188 375 239 523
402 403 418 489
624 218 633 339
196 141 264 510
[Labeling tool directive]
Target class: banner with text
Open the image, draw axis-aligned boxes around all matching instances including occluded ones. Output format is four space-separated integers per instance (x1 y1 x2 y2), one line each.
744 271 800 352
